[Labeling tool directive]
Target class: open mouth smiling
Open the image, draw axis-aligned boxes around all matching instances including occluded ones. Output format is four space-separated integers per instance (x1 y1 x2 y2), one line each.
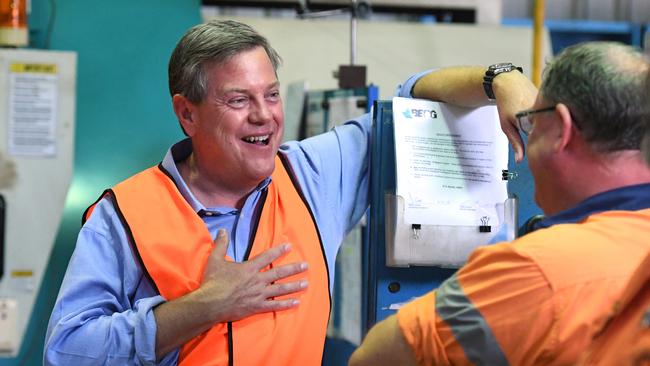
242 134 270 146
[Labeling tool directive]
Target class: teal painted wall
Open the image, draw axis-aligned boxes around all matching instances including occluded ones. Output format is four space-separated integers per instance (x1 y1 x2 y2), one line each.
0 1 201 365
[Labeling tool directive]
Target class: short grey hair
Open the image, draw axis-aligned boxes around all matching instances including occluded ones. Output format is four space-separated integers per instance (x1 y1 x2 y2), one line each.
168 19 282 104
540 41 650 153
643 70 650 165
643 123 650 165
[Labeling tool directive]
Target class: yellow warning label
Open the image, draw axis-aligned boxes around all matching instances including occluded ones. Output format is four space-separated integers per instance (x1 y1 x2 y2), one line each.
10 63 57 74
10 270 33 277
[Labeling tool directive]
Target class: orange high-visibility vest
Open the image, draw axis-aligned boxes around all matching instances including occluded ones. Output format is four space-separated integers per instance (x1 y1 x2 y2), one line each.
84 155 331 365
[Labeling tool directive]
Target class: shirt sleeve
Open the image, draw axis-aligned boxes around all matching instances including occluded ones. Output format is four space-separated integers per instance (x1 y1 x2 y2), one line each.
44 198 179 366
397 242 555 366
395 69 434 98
280 112 372 240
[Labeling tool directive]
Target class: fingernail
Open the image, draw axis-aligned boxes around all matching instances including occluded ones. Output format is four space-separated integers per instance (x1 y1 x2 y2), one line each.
217 229 226 237
292 299 300 306
300 280 308 289
283 243 291 251
300 262 309 270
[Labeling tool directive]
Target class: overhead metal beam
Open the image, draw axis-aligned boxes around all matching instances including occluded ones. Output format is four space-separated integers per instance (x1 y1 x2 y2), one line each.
201 0 502 24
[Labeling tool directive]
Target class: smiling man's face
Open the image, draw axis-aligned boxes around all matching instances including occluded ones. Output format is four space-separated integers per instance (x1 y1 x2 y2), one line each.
187 46 284 189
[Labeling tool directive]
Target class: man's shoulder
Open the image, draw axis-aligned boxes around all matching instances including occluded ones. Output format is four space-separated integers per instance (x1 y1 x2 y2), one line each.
81 195 125 239
519 208 650 254
511 215 650 289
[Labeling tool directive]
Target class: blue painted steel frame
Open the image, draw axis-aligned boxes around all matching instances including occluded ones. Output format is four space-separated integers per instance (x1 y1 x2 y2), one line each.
364 100 457 333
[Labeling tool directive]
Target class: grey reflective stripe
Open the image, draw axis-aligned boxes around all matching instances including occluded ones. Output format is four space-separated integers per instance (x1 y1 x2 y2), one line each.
436 275 509 366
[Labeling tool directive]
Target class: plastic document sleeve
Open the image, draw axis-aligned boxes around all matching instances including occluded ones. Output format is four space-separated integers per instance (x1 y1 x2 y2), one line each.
384 97 517 268
385 194 517 267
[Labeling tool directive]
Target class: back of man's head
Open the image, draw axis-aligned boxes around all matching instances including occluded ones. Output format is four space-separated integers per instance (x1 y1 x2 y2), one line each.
540 42 650 154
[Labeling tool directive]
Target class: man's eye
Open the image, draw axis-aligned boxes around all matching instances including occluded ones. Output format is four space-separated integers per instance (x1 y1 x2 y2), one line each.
267 91 280 101
229 98 248 107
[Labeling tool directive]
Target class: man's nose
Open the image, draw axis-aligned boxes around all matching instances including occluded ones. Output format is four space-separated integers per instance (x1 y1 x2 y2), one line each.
249 100 273 124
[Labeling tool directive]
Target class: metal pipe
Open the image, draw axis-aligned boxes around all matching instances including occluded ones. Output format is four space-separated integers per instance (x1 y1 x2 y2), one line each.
570 0 579 19
295 0 359 65
532 0 545 87
297 8 348 19
350 0 358 65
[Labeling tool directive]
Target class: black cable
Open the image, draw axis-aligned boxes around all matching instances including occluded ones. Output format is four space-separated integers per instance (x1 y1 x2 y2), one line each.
44 0 56 49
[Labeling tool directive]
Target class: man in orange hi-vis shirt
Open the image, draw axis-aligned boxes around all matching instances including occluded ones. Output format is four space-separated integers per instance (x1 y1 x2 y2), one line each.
350 41 650 366
579 113 650 366
579 250 650 365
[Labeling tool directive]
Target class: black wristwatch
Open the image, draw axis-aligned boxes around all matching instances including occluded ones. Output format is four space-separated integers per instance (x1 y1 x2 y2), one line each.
483 63 523 101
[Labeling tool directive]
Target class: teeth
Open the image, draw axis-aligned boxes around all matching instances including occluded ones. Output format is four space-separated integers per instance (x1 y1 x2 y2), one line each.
244 135 269 143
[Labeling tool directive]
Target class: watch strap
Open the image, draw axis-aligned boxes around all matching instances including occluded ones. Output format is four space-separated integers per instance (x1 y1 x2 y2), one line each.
483 63 523 100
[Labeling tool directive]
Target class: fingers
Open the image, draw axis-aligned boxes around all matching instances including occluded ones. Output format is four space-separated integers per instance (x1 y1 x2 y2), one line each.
266 280 309 298
499 114 526 163
212 229 230 258
505 127 525 163
262 261 309 283
249 243 291 270
258 298 301 313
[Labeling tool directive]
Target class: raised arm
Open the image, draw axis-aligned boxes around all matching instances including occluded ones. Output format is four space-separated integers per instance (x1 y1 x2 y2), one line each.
412 66 538 162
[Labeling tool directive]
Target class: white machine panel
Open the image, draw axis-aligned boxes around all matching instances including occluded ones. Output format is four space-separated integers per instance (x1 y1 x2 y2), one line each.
0 298 18 354
0 49 76 357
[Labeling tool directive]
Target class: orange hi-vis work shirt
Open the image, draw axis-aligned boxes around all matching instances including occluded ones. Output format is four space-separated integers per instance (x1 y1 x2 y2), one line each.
84 155 330 366
580 250 650 365
398 205 650 366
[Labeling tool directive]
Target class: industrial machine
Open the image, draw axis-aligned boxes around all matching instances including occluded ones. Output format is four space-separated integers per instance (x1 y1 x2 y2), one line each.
0 48 76 357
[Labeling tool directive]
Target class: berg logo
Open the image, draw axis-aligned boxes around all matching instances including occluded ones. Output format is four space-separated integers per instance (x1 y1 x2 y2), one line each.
402 108 437 119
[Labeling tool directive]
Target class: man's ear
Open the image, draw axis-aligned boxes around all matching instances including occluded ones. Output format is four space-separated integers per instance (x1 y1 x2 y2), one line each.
172 94 197 136
553 103 575 152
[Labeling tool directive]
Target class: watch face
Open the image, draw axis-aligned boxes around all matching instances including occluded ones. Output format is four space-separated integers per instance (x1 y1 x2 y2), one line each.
491 62 513 69
490 62 513 72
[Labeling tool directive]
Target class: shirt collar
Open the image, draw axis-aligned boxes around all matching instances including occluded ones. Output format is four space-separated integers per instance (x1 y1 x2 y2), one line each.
531 183 650 231
160 138 272 214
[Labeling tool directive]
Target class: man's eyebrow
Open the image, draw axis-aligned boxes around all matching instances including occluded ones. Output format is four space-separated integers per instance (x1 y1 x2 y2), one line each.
222 81 281 94
222 87 246 94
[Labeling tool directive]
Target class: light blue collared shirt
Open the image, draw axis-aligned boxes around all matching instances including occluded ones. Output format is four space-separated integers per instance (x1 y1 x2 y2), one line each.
43 75 422 366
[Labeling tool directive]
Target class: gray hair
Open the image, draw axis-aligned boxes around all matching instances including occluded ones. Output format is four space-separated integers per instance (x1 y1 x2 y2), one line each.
168 19 282 103
643 124 650 165
643 69 650 165
540 41 650 153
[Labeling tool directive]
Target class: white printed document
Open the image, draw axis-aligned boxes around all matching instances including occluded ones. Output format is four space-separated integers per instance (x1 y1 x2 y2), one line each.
393 97 508 227
8 62 59 157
